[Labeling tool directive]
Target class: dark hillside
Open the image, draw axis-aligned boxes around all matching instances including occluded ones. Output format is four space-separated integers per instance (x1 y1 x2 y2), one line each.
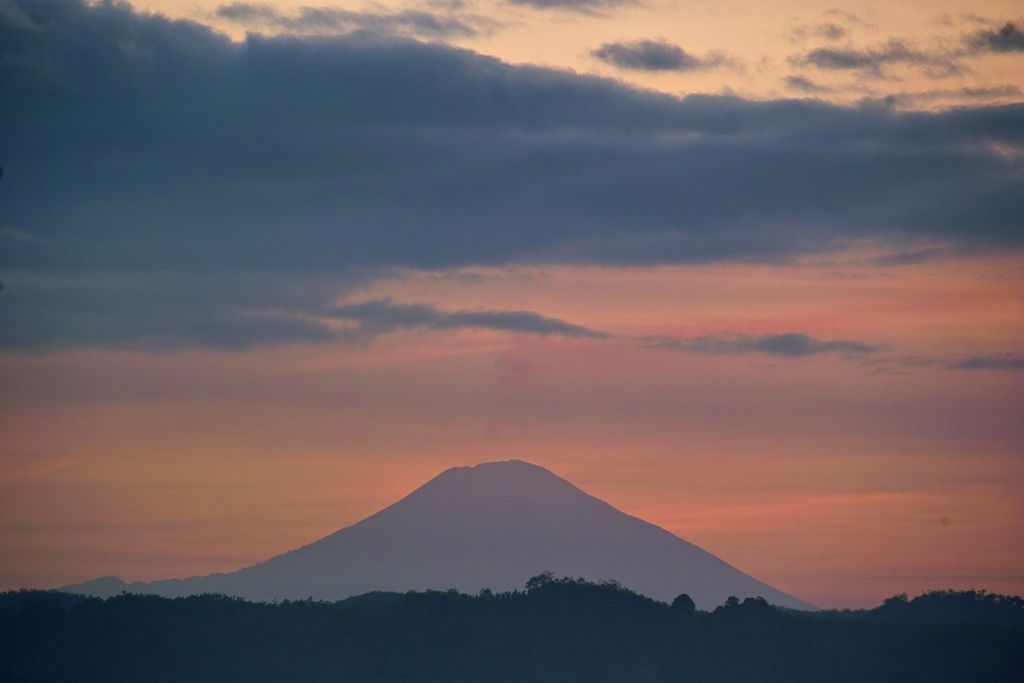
2 580 1021 683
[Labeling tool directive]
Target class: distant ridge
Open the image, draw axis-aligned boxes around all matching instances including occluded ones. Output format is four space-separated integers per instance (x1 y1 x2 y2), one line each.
64 460 817 610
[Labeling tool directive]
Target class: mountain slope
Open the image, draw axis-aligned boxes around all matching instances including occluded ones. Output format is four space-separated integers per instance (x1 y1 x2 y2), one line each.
64 460 816 610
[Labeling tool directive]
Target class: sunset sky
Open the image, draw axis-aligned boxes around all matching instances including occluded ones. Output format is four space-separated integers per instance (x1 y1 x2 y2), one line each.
1 0 1022 609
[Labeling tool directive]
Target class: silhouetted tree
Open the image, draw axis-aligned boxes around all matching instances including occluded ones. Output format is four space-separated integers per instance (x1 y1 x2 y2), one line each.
671 593 695 612
525 571 555 591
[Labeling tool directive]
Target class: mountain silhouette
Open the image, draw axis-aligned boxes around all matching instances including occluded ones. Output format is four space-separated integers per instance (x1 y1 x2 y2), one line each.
63 460 816 610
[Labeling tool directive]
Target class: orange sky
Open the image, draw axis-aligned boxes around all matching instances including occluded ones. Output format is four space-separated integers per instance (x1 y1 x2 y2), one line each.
1 0 1022 610
2 252 1022 608
136 0 1024 108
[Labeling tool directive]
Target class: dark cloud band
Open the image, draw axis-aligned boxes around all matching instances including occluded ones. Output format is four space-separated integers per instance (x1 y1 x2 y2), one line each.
2 0 1022 278
332 300 609 339
1 0 1022 352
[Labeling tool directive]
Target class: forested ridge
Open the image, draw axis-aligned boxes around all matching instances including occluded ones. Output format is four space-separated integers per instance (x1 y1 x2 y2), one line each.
2 576 1022 682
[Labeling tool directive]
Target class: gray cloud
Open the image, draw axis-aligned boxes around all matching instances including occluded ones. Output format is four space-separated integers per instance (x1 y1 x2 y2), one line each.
816 23 846 41
506 0 628 13
784 75 831 93
0 278 611 350
3 0 1022 275
794 19 1024 81
961 84 1022 98
332 299 610 339
822 10 871 28
331 301 883 362
796 39 964 78
215 2 497 39
868 246 952 266
789 21 850 44
592 40 732 72
2 272 892 355
642 332 880 358
948 353 1024 370
1 0 1023 350
862 85 1023 109
966 21 1024 54
0 272 354 351
333 304 888 361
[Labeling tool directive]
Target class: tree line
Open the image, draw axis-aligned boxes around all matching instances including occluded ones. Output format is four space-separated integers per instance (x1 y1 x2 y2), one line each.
2 575 1021 682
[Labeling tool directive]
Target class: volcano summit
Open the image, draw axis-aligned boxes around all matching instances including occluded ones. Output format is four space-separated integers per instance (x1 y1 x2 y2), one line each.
65 460 816 610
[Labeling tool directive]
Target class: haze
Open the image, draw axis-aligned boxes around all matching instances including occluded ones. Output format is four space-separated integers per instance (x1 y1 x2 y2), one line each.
0 0 1022 609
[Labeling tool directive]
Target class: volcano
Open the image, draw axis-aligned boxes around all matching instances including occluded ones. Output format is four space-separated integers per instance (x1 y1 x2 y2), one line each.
64 460 816 610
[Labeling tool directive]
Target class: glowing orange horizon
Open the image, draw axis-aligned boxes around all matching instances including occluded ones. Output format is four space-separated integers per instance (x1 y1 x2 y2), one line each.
2 253 1021 608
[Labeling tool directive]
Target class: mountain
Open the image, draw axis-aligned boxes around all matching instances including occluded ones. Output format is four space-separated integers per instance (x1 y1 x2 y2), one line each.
63 460 816 610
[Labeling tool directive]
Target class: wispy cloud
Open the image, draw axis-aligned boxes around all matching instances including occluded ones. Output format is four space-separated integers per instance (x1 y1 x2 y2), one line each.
867 246 953 266
334 302 886 360
794 39 965 78
506 0 632 14
642 332 881 358
331 299 610 339
789 18 1024 82
821 9 875 30
5 268 1008 374
858 85 1023 109
591 40 738 73
215 2 499 39
0 272 352 351
965 21 1024 54
861 351 1024 373
948 353 1024 370
784 75 832 93
789 21 850 44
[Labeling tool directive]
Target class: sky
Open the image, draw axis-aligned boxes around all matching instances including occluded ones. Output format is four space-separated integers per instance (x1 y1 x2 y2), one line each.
0 0 1022 609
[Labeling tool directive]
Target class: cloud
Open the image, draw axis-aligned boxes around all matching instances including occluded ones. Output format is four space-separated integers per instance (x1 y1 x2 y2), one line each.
868 246 951 266
793 19 1024 81
642 332 880 358
1 0 1023 350
862 85 1023 109
789 21 850 44
784 75 831 93
816 23 846 41
332 303 885 361
3 0 1022 275
0 272 354 351
961 84 1022 98
0 266 889 357
0 278 612 349
326 300 884 362
966 21 1024 54
331 299 610 339
795 39 964 78
505 0 629 13
2 271 891 356
822 9 872 28
0 0 38 30
948 353 1024 370
215 2 497 39
591 40 734 72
